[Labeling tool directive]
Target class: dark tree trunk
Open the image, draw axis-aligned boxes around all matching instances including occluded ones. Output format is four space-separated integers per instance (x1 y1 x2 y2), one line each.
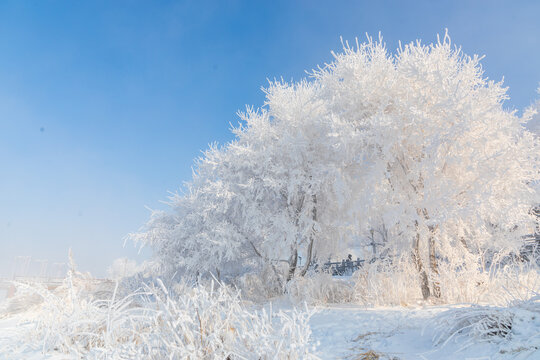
413 222 430 300
370 229 377 257
299 237 313 277
422 209 440 299
428 228 441 298
299 194 317 277
286 248 298 282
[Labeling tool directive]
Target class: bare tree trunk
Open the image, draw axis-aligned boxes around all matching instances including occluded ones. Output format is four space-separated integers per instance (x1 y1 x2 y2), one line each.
428 227 441 298
286 248 298 282
299 194 317 277
299 237 313 277
369 229 377 257
413 222 430 300
422 209 441 299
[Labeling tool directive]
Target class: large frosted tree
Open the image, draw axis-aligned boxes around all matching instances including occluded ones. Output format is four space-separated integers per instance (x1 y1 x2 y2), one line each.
132 33 539 298
131 81 351 288
317 34 539 298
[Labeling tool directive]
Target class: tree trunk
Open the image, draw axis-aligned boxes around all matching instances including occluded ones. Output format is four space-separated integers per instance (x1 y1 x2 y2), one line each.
299 237 313 277
412 223 430 300
422 209 440 299
299 194 317 277
428 227 441 298
286 248 298 282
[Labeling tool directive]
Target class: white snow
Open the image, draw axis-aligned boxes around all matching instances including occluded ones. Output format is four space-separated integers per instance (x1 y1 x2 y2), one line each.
0 316 63 360
3 301 539 359
310 305 497 359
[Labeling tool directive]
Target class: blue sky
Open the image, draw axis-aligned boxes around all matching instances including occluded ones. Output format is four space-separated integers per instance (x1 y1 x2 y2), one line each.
1 0 539 277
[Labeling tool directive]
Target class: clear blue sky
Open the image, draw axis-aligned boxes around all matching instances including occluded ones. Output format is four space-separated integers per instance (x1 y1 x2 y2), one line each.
1 0 539 277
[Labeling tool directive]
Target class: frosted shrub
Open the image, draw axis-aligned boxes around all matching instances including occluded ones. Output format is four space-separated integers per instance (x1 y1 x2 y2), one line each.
433 295 540 356
232 264 285 302
4 272 317 359
352 259 421 306
432 264 540 356
434 260 540 305
286 273 355 305
500 263 540 305
0 284 44 317
433 305 514 348
143 280 318 359
11 271 148 358
349 256 540 306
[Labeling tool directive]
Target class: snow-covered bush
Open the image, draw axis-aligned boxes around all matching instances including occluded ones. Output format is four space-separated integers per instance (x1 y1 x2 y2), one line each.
352 258 421 306
350 256 540 306
0 284 44 317
432 261 540 356
4 265 144 357
143 280 317 359
434 305 514 348
3 270 318 359
434 259 540 305
232 266 286 302
433 295 540 357
286 273 355 305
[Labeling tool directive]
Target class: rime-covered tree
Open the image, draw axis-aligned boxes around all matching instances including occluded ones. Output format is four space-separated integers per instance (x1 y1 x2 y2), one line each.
316 34 539 298
132 33 539 298
131 81 351 288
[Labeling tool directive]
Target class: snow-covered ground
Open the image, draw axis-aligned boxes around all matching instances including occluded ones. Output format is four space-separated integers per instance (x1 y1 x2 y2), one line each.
2 302 539 359
310 304 536 359
0 317 63 360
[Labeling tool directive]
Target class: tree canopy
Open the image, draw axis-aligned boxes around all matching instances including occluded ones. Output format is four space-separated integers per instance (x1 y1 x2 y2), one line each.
131 33 539 298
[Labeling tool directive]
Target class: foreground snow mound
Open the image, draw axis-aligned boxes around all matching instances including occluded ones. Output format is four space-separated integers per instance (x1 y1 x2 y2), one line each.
0 273 317 359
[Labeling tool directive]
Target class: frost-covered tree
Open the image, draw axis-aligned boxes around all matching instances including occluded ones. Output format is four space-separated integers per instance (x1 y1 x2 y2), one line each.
131 81 351 288
316 34 539 298
132 33 539 299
